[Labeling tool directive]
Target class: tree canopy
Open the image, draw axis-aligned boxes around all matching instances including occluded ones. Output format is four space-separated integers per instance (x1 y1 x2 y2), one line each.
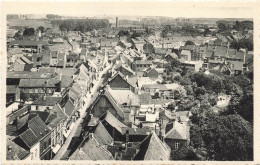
23 28 35 36
51 19 110 33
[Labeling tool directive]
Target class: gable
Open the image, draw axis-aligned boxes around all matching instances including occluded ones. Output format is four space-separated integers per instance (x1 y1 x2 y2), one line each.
109 74 131 89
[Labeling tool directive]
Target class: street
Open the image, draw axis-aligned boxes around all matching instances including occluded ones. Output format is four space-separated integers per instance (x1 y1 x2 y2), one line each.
53 64 111 160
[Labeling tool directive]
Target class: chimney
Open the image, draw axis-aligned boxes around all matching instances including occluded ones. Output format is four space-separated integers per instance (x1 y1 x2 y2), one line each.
59 74 63 81
89 133 94 140
125 130 129 143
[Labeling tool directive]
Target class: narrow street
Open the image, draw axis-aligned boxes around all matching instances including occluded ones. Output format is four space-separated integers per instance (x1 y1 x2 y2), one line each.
53 64 111 160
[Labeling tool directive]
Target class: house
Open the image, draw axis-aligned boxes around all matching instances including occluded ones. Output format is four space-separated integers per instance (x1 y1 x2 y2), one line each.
106 72 137 92
142 83 183 99
119 39 132 49
100 38 119 50
6 138 30 160
179 50 191 61
48 104 68 157
146 53 157 61
143 66 159 79
6 85 20 106
214 46 227 61
114 63 135 77
31 95 62 111
52 38 64 45
165 52 178 64
164 120 190 151
132 60 153 74
220 60 244 75
181 60 203 72
7 48 24 65
9 40 49 53
134 132 171 160
119 52 134 67
69 134 114 160
91 86 135 121
99 110 128 142
18 78 60 101
12 115 52 160
154 48 167 58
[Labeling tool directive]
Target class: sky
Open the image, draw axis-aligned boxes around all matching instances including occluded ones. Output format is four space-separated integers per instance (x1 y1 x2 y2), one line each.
2 1 256 19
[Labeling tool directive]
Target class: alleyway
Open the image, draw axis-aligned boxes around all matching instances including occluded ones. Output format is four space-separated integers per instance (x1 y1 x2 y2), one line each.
53 64 112 160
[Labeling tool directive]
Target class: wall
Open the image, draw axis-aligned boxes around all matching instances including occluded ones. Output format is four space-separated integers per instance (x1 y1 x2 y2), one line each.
29 142 40 160
164 138 187 151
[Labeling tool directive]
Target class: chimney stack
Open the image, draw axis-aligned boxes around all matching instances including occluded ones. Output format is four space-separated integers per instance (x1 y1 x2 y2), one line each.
116 17 118 28
125 130 129 143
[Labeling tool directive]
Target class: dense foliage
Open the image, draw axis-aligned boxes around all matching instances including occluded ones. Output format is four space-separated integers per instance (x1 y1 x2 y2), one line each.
51 19 110 32
23 28 35 36
163 57 253 160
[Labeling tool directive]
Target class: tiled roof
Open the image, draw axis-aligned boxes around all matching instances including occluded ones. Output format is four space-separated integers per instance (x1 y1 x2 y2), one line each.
134 132 170 160
18 129 38 148
32 95 62 106
165 120 189 140
229 61 244 71
63 99 75 117
28 115 51 139
19 78 59 88
122 127 152 135
214 46 227 57
6 138 29 160
9 40 49 46
180 50 191 56
108 88 140 106
69 135 114 160
93 122 113 145
135 60 153 65
154 48 167 55
165 52 178 59
8 48 23 55
56 68 77 77
61 75 73 89
101 111 127 134
205 51 214 58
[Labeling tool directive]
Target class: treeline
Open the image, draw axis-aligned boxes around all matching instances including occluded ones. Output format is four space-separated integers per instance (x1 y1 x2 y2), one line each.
46 14 62 20
217 20 253 33
51 19 110 32
7 14 19 20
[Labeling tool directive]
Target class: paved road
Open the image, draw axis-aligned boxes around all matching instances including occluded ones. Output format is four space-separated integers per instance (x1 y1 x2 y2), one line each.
53 64 111 160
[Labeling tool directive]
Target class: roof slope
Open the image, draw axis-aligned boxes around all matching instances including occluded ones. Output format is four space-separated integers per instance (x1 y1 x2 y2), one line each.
69 135 114 160
134 132 170 160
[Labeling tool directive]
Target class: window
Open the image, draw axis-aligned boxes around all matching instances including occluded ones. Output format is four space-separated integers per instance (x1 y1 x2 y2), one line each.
35 149 37 158
175 141 180 150
31 153 33 160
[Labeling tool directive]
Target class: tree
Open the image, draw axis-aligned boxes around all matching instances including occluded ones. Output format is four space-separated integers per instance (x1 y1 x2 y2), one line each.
218 23 228 32
185 40 195 46
172 146 200 160
131 31 141 38
202 114 253 160
118 30 130 37
203 28 211 37
167 102 176 111
170 58 181 68
23 28 35 36
38 26 45 33
14 31 23 40
143 42 154 54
